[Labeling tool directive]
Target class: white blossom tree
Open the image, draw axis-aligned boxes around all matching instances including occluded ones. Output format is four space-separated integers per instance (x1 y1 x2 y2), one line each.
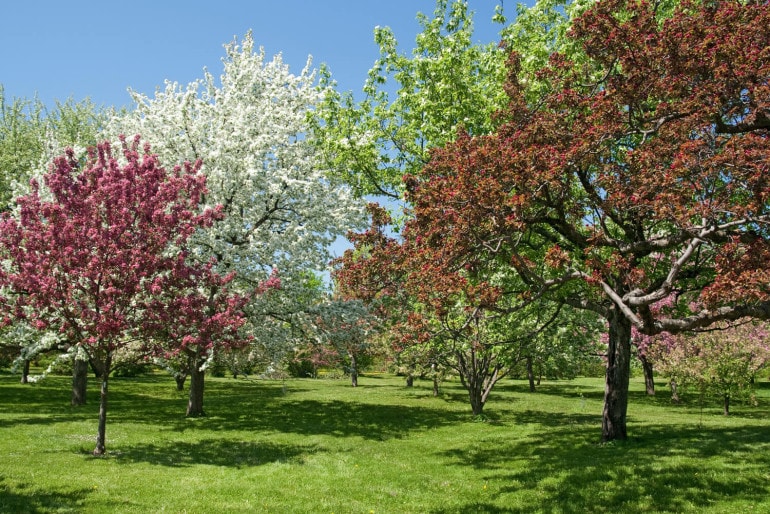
108 32 364 406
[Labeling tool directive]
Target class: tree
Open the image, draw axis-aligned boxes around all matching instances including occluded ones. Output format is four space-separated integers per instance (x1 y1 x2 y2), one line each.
398 0 770 441
313 0 511 200
297 299 380 387
334 204 548 415
108 33 364 380
0 137 247 454
651 322 770 415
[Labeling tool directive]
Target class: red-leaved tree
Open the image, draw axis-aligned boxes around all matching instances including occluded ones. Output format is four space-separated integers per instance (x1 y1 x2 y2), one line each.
352 0 770 441
0 136 248 454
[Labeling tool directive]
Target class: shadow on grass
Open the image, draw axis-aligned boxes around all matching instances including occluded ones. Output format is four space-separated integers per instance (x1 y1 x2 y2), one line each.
434 409 770 513
111 438 323 468
157 398 467 441
0 477 89 513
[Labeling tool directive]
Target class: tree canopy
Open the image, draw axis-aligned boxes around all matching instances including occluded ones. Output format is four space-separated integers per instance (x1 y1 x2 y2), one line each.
336 0 770 440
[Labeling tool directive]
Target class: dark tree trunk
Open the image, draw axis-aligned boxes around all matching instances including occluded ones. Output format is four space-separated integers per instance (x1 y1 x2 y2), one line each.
468 388 485 415
175 374 187 391
526 355 536 392
349 353 358 388
640 354 655 396
432 363 440 397
602 310 632 442
71 358 89 406
724 395 730 416
186 363 206 417
93 355 111 456
405 375 414 387
20 359 30 384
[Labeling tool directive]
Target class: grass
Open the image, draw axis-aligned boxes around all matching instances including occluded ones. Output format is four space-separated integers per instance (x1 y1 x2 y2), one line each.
1 371 769 513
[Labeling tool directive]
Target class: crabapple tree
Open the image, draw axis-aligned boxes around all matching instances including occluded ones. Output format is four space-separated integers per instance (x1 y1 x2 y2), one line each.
0 137 248 454
108 32 364 376
406 0 770 441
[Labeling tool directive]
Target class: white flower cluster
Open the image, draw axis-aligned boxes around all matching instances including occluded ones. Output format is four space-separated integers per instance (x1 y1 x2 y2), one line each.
108 32 366 354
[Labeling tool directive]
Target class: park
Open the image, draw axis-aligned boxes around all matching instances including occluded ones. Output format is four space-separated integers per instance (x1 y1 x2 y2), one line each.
1 0 769 511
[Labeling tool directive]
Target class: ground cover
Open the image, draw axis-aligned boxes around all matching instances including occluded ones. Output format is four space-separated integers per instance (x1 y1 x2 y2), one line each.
1 371 769 513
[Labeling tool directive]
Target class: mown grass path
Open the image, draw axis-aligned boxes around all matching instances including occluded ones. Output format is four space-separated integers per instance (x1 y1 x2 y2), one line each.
1 372 769 512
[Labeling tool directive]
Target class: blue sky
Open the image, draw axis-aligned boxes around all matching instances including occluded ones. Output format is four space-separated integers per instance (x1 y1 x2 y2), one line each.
1 1 509 108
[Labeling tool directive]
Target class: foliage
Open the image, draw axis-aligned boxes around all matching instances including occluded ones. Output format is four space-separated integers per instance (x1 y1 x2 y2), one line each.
0 87 107 210
313 0 511 199
387 0 770 440
0 137 248 453
108 31 365 365
651 321 770 413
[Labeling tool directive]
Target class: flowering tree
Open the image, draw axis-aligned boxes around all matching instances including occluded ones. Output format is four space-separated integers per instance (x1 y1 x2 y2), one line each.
334 204 558 415
109 32 364 368
0 137 247 454
651 322 770 415
386 0 770 441
296 299 380 387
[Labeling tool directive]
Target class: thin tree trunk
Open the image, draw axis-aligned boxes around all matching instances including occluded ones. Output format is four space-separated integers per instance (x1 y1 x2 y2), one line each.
175 374 187 391
72 358 89 406
526 355 536 392
432 363 439 397
640 354 655 396
724 394 730 416
93 355 111 456
670 379 680 403
405 375 414 387
349 353 358 387
602 310 632 442
20 359 30 384
186 361 206 417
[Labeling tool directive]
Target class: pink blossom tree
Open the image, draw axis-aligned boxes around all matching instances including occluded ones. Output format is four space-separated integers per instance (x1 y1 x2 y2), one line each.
0 136 247 455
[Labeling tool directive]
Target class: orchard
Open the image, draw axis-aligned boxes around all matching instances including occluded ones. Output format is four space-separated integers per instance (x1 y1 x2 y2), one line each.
1 0 769 511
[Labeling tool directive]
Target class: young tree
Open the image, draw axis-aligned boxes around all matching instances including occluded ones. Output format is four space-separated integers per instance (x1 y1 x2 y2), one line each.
400 0 770 440
651 322 770 415
334 204 554 415
0 137 247 454
109 32 364 376
298 299 380 387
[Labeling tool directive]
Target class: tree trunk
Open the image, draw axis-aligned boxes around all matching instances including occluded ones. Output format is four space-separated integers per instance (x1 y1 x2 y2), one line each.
469 388 485 415
526 355 536 392
670 379 680 403
71 358 89 406
175 374 187 391
406 374 414 387
20 359 30 384
93 356 111 456
186 362 206 417
349 353 358 388
432 363 440 397
724 394 730 416
602 310 632 442
640 354 655 396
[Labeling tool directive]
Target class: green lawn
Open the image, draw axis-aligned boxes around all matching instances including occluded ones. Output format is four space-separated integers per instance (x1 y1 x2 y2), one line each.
1 371 769 513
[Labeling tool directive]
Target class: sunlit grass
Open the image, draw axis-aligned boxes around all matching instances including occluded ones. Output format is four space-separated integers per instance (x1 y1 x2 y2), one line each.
1 370 769 512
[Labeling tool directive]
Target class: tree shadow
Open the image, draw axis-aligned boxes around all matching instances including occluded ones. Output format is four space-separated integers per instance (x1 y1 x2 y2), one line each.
166 398 468 441
110 438 323 468
0 477 89 513
434 410 770 513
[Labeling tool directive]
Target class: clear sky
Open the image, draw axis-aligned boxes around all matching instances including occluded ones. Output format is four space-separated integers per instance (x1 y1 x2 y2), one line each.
1 0 509 109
